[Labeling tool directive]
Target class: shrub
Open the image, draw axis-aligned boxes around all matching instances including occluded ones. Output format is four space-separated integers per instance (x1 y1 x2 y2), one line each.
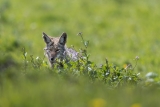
20 33 144 88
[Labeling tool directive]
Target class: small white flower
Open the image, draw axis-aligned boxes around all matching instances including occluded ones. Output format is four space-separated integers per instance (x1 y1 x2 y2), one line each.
135 56 139 60
137 73 140 76
25 52 27 56
88 67 92 71
113 77 118 80
106 72 109 76
128 77 132 80
36 56 39 60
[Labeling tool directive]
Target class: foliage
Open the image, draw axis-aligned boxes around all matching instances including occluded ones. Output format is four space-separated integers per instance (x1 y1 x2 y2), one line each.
20 33 143 87
19 33 160 89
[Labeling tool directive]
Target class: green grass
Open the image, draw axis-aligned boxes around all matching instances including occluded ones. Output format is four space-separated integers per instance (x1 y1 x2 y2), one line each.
0 0 160 107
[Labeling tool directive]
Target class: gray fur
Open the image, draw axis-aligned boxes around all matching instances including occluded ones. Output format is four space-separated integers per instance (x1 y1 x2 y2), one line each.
42 32 79 67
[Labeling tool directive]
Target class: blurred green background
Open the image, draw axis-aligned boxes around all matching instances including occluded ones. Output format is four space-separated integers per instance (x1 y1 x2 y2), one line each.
0 0 160 107
1 0 160 72
1 0 160 70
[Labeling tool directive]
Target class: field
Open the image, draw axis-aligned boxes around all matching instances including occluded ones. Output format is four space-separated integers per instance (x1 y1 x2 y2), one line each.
0 0 160 107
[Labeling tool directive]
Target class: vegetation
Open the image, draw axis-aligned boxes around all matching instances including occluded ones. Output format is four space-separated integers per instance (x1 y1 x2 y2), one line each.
0 0 160 107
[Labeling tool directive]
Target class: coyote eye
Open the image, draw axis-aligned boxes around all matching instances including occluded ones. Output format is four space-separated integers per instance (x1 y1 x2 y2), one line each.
55 49 60 52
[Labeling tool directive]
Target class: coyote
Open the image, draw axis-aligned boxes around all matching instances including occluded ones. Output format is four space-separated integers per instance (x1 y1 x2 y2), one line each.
42 32 78 67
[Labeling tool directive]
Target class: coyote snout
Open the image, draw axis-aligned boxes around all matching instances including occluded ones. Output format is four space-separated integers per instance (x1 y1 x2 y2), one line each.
47 50 57 63
42 32 78 67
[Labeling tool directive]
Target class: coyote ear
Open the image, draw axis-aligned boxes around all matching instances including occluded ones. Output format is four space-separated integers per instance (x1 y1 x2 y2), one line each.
59 32 67 45
42 32 51 44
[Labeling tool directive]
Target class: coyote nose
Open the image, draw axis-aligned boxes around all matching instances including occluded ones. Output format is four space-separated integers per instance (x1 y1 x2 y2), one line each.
50 57 54 61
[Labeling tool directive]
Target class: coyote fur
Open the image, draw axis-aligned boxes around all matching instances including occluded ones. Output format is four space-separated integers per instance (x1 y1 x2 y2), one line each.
42 32 78 67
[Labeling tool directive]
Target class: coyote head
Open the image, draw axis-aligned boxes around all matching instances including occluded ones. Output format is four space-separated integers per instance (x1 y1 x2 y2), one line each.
42 32 67 66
